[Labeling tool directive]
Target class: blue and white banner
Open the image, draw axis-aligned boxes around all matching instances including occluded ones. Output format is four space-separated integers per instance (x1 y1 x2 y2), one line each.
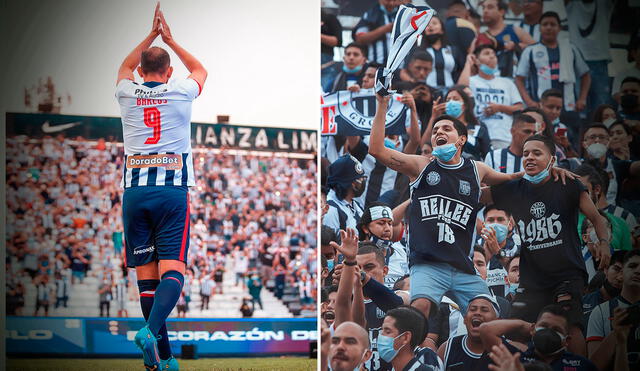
6 317 316 357
320 89 410 136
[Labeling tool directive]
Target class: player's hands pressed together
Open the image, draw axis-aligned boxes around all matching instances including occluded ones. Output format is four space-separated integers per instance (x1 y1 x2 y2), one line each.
158 8 174 44
151 2 161 37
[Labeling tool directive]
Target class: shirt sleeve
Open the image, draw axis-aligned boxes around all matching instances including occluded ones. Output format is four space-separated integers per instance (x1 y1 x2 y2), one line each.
586 303 606 342
172 78 200 100
516 46 532 77
572 46 590 77
115 79 134 98
508 79 523 105
322 206 340 232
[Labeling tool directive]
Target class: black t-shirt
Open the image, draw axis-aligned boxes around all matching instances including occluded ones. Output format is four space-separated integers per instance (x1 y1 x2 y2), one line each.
321 11 342 56
403 347 441 371
503 342 598 371
491 177 587 290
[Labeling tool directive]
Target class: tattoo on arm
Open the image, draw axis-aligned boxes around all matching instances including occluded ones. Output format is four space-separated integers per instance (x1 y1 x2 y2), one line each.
389 155 405 167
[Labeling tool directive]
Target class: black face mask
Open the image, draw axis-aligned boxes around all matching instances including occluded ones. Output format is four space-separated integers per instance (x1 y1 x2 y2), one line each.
532 328 565 357
423 33 443 44
352 182 365 197
620 94 639 110
603 279 621 298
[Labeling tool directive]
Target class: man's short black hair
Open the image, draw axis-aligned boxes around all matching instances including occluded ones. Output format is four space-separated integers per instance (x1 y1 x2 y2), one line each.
583 123 609 139
611 250 627 266
385 306 429 348
409 49 433 64
392 274 410 291
321 225 339 246
484 204 511 219
574 164 604 193
537 304 570 332
346 42 368 57
539 11 561 26
624 249 640 265
433 114 468 138
541 88 563 101
357 241 385 267
523 134 555 156
512 112 537 128
621 76 640 87
141 47 170 74
365 62 383 70
474 44 496 56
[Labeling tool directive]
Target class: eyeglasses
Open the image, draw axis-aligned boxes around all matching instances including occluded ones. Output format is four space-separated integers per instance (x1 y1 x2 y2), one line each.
584 135 609 141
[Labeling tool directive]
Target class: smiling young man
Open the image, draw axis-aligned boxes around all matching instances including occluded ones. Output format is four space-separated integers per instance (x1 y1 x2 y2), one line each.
438 294 501 370
484 135 610 329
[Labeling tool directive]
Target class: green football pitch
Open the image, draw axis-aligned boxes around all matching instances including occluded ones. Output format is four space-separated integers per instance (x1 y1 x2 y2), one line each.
6 357 317 370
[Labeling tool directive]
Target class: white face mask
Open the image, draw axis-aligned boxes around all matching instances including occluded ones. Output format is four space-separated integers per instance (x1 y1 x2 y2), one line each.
586 143 607 159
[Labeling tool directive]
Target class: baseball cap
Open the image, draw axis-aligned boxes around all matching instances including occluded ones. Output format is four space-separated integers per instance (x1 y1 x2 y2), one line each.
326 155 366 189
468 294 500 317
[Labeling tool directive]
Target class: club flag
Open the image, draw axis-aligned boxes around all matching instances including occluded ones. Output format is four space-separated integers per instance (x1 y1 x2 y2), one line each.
375 4 436 96
320 88 410 136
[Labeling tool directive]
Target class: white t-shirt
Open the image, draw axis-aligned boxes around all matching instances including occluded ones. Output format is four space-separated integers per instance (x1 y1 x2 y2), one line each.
470 75 523 143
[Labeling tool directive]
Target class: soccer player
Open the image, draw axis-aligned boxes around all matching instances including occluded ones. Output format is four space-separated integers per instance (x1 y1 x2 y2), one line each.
115 4 207 370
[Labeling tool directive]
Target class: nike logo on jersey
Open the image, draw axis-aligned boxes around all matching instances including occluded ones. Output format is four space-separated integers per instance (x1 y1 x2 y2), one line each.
41 120 81 133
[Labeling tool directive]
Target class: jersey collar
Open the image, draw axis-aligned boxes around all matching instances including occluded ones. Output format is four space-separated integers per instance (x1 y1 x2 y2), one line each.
142 81 164 88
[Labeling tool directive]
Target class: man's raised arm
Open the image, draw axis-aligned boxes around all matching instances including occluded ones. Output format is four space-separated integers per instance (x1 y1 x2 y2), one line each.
116 3 161 84
157 10 207 91
368 94 427 182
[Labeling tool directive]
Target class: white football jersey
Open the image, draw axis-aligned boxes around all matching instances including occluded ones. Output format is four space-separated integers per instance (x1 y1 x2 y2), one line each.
116 78 200 188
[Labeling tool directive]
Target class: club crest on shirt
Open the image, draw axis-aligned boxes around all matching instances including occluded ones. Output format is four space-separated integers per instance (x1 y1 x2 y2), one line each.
376 307 386 318
426 171 440 185
459 180 471 196
530 202 546 219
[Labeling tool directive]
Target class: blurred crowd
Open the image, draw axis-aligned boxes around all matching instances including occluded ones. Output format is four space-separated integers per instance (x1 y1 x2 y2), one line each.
6 134 317 318
321 1 640 371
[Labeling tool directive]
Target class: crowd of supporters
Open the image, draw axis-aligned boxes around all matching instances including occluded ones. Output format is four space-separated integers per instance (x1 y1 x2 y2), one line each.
6 133 317 318
321 1 640 370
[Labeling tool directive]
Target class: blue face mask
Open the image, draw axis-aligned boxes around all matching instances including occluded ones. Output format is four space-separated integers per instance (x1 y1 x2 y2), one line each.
384 137 397 149
343 64 363 74
377 333 407 362
552 117 560 126
327 259 335 271
523 157 554 184
432 143 458 162
445 100 463 118
486 223 508 244
371 235 393 251
508 282 519 296
479 64 498 76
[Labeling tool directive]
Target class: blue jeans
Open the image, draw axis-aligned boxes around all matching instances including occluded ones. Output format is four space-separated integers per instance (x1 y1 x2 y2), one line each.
410 262 490 314
586 60 613 109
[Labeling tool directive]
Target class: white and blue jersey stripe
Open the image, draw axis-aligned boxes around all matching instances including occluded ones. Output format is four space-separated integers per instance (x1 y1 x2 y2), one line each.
116 78 200 188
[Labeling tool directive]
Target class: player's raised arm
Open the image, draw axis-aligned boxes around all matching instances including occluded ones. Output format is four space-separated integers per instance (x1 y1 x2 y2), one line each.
157 10 207 92
117 3 161 84
368 94 428 182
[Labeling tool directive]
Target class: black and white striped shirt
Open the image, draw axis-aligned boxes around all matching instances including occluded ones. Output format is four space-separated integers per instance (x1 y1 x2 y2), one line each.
484 148 523 174
605 204 638 230
353 5 397 64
